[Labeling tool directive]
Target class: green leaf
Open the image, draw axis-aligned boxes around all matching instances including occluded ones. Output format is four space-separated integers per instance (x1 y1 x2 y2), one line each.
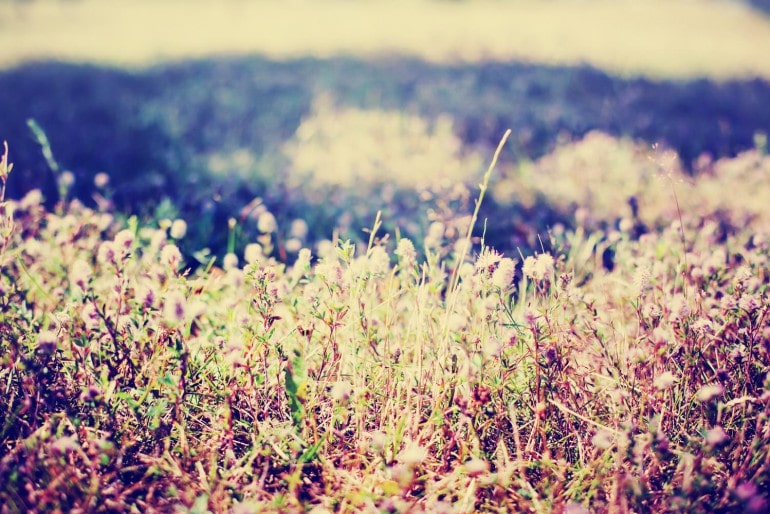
299 433 327 463
284 352 307 430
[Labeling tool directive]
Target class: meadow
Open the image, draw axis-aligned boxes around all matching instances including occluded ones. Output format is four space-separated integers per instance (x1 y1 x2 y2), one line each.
2 0 770 512
1 126 769 511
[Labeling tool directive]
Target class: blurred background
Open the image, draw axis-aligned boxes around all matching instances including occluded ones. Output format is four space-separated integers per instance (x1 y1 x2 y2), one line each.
1 0 769 260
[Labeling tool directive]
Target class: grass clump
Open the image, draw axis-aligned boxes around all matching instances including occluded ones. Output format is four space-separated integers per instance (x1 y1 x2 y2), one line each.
1 137 769 513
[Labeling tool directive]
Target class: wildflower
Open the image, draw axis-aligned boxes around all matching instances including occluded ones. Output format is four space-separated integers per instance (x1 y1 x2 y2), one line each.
734 265 753 286
289 248 312 282
464 457 489 477
697 383 724 403
651 327 670 346
690 266 704 281
81 303 100 331
93 172 110 188
475 248 502 274
720 295 738 311
226 268 244 289
642 303 661 320
97 241 116 265
654 371 678 390
395 238 417 266
369 431 387 452
315 259 344 289
160 244 182 269
739 294 761 313
591 430 614 449
523 253 555 281
633 265 651 296
522 256 537 279
492 257 516 288
135 282 156 310
149 228 167 253
425 221 445 248
257 211 277 233
37 329 58 354
704 426 728 447
58 170 75 188
163 290 187 327
618 217 634 233
483 296 499 313
316 239 335 259
667 294 691 323
446 313 467 333
481 337 502 359
223 252 239 271
330 381 353 402
367 246 391 276
169 219 187 239
289 218 309 240
69 258 93 292
458 262 475 281
703 249 726 275
244 243 263 264
523 308 539 328
690 319 713 335
285 237 302 253
535 253 554 277
113 228 134 254
19 189 43 210
398 441 427 467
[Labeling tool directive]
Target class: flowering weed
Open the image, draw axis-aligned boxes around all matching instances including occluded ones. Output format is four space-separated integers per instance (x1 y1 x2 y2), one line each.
1 137 769 513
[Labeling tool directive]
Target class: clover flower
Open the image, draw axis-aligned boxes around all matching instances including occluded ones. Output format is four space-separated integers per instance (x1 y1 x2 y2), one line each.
704 426 728 447
169 219 187 239
160 244 182 269
93 172 110 189
69 258 93 292
244 243 263 264
475 248 502 274
697 383 724 403
424 221 445 249
37 329 58 354
398 440 428 467
285 238 302 254
81 303 100 331
633 265 651 296
315 259 345 289
19 189 43 210
367 246 391 276
289 218 309 240
492 257 516 289
395 238 417 266
135 282 156 310
523 253 555 281
330 381 354 402
113 229 134 258
163 290 187 327
97 241 117 266
653 371 678 390
257 211 277 233
591 430 614 449
223 253 239 271
464 457 489 477
739 293 761 313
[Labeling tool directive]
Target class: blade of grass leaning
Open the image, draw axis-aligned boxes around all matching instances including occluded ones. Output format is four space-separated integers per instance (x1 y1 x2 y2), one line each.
443 129 511 339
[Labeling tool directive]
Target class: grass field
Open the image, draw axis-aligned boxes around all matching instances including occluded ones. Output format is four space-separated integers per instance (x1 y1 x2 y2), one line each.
2 0 770 80
1 1 770 512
